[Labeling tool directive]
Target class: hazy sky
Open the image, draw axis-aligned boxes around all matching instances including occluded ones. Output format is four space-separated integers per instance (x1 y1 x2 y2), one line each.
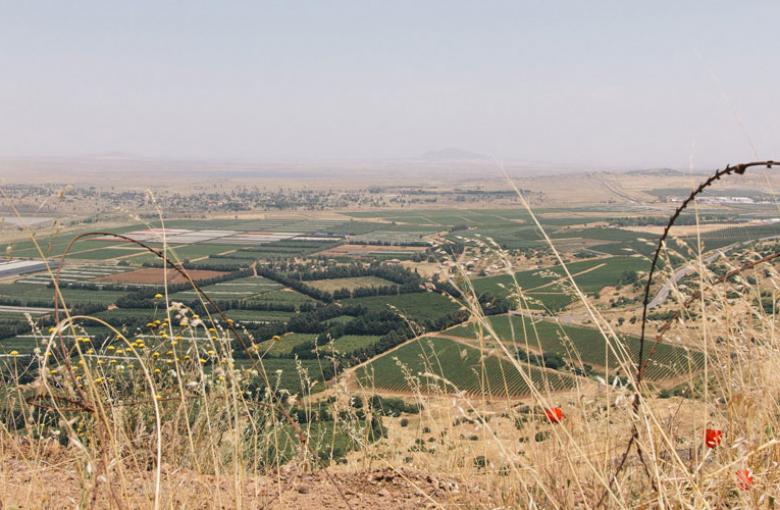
1 1 778 168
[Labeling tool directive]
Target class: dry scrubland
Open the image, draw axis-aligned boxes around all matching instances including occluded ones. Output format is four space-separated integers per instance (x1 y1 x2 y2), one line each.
1 189 780 508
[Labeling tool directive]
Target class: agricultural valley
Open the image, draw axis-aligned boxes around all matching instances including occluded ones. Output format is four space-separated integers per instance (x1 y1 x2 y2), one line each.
2 164 780 507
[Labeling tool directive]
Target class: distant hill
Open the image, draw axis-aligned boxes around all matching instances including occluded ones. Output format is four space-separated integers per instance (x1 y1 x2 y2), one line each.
624 168 686 177
420 148 489 161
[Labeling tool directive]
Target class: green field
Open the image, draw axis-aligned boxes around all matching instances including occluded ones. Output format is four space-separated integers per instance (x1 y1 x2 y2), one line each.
1 326 118 355
326 220 441 236
340 208 615 250
164 244 239 259
61 247 147 260
17 264 130 285
446 315 704 380
0 224 145 258
173 276 281 298
323 335 381 354
324 315 357 325
0 308 51 319
351 230 432 244
222 309 296 323
256 332 317 356
339 292 459 323
236 358 333 394
356 336 576 397
243 288 316 306
94 308 165 322
306 276 396 292
0 283 129 306
172 276 315 307
471 255 647 311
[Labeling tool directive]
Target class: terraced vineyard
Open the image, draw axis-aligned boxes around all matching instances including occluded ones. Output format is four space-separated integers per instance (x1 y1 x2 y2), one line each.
339 292 460 323
356 336 577 397
446 315 704 380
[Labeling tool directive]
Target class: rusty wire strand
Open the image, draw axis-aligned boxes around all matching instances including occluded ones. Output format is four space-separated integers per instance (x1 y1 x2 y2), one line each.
597 160 777 507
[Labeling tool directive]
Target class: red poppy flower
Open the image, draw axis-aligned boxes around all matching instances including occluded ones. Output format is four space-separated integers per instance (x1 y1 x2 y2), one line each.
736 469 753 491
544 407 564 424
704 428 722 448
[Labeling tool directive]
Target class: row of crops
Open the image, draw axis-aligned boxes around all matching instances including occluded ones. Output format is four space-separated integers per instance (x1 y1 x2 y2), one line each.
446 315 704 380
356 336 578 398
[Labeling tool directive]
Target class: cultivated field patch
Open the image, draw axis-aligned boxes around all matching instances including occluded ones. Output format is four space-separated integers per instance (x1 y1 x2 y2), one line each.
315 244 426 257
0 283 129 305
255 332 317 356
339 292 460 323
223 309 296 323
351 230 432 244
99 268 226 285
306 276 397 292
171 276 282 299
96 228 238 244
446 315 704 380
322 335 381 354
17 264 130 286
356 336 576 397
472 256 646 304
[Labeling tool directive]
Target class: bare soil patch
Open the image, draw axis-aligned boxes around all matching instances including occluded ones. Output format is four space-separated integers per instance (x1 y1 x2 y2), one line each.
0 437 479 509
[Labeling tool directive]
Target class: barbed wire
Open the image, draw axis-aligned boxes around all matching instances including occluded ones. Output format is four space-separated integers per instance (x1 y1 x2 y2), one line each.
598 159 777 506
